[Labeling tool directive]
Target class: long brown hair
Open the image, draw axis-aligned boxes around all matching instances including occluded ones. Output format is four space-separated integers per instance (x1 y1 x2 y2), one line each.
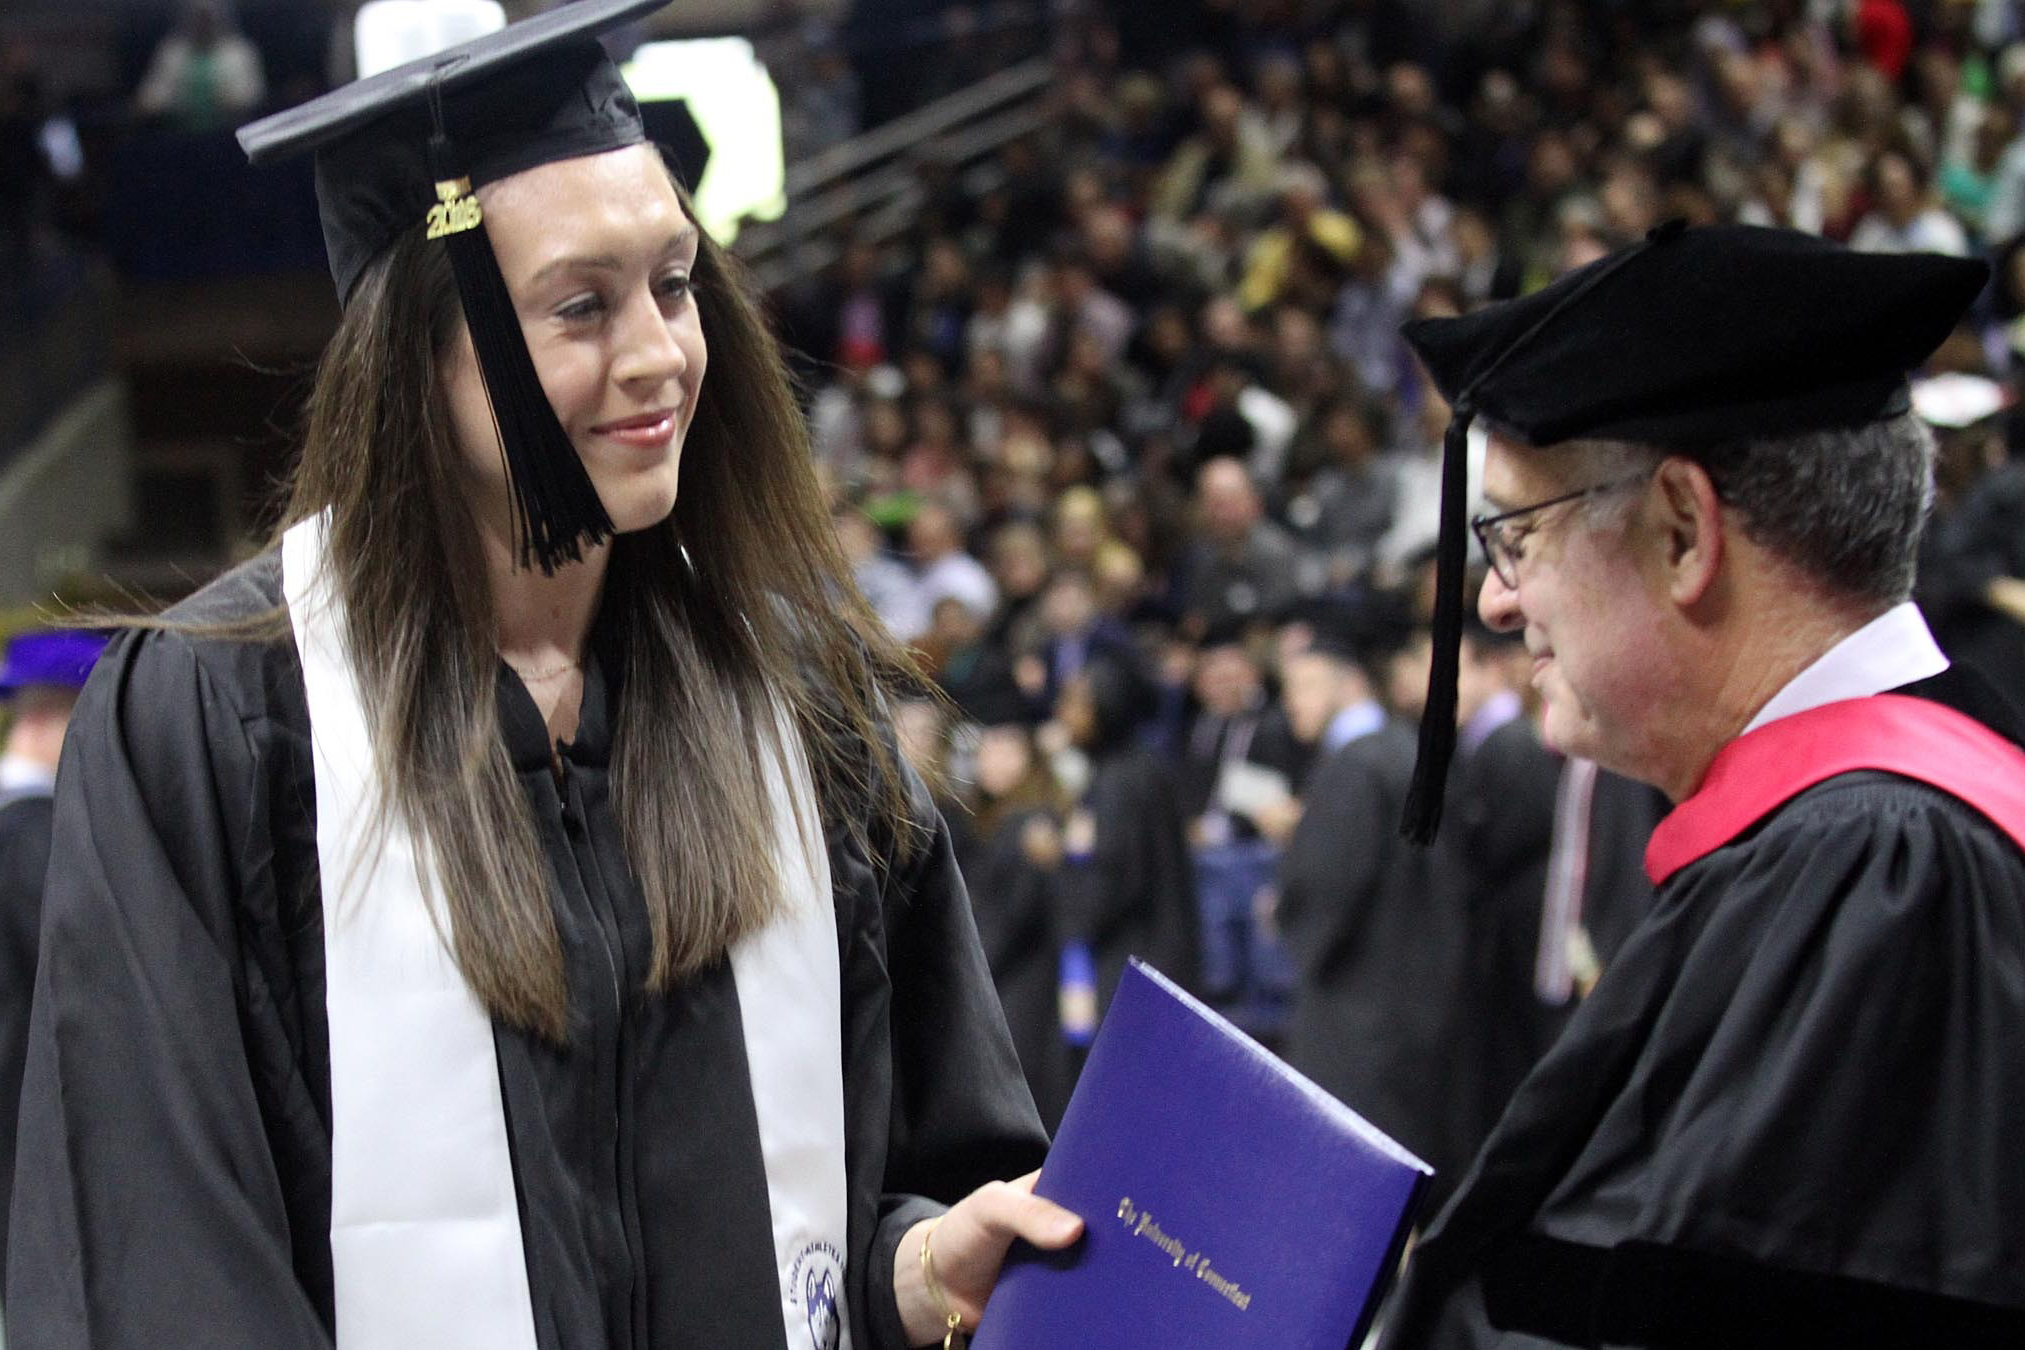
274 172 919 1042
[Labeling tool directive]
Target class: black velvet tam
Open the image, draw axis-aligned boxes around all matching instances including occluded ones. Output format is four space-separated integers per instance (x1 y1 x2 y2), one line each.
238 0 662 305
1402 223 1989 450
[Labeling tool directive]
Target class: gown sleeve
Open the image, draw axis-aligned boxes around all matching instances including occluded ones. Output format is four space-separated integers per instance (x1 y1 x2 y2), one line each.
5 630 332 1348
0 794 53 1282
861 756 1049 1350
1276 747 1386 983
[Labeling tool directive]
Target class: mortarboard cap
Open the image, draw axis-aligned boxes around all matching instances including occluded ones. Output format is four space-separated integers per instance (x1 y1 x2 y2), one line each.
0 632 108 696
1298 592 1417 675
238 0 672 574
1394 222 1987 844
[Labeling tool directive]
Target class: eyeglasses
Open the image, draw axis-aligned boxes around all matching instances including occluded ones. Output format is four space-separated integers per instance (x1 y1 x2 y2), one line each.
1471 471 1650 589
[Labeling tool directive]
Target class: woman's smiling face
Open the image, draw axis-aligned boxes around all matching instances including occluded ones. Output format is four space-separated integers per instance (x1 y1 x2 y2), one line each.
443 143 707 544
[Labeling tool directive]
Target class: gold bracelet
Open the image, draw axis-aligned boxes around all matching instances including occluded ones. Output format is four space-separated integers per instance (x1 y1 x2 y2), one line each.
920 1214 966 1349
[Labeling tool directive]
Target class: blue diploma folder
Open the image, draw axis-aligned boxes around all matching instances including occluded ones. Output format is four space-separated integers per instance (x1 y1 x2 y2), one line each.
973 959 1432 1350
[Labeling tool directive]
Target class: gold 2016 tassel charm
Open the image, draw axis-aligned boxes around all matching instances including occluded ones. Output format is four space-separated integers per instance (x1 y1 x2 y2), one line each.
426 177 482 239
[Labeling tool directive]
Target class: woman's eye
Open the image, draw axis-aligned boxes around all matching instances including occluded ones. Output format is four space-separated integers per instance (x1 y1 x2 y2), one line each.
656 271 694 302
556 293 606 322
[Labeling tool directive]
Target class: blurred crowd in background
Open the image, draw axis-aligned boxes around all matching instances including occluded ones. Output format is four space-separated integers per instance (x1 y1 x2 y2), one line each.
775 0 2025 1171
5 0 2025 1180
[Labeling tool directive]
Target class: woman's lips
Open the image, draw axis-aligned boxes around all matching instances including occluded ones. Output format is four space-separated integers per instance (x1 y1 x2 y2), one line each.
592 409 679 449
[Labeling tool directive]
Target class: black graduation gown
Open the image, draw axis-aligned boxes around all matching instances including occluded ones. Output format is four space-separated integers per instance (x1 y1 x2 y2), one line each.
1438 716 1564 1173
961 807 1068 1131
1175 699 1306 828
1382 692 2025 1348
1576 769 1669 972
0 788 53 1284
1063 747 1200 1012
6 554 1047 1350
1276 719 1465 1181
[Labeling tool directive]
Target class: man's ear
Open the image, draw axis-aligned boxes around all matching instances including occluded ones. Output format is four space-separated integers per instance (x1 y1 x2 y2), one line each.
1649 456 1724 606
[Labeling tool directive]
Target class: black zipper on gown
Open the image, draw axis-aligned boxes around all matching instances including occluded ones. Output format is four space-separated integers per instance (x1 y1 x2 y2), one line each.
557 745 652 1349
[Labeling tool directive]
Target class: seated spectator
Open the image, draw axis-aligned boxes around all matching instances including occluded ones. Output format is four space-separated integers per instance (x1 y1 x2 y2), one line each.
1238 161 1360 313
1939 104 2013 244
134 0 267 132
1153 82 1280 224
1043 245 1135 372
833 503 926 642
1182 347 1299 486
984 520 1052 655
1849 149 1971 256
1177 456 1307 633
1050 485 1113 573
908 499 998 622
1017 567 1134 720
1283 393 1400 588
929 593 1026 727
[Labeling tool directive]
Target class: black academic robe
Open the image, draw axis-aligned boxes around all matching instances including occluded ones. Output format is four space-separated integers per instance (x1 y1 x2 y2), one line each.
1437 716 1564 1175
6 554 1047 1350
1175 698 1306 828
0 789 53 1284
1576 770 1669 972
1064 747 1200 1012
1381 684 2025 1349
961 807 1069 1131
1276 719 1465 1180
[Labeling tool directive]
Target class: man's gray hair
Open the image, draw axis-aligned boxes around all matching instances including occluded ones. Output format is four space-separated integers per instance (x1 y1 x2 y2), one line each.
1582 412 1935 606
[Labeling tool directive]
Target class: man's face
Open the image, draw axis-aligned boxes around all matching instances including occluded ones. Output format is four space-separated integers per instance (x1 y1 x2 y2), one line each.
1281 652 1347 745
1476 435 1667 774
1193 645 1258 717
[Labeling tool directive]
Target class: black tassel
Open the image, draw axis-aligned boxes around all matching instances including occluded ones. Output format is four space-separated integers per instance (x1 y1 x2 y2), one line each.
428 132 614 574
1400 402 1473 846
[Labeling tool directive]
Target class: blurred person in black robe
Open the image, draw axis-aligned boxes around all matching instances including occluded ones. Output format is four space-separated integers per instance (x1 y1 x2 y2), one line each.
961 723 1070 1131
1174 619 1305 836
1915 400 2025 700
1383 225 2025 1347
1054 651 1199 1012
1270 599 1463 1184
8 9 1076 1345
1435 616 1563 1171
0 632 103 1289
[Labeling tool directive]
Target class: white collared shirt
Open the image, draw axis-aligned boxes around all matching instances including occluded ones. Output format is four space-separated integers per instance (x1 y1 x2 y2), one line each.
1323 698 1386 753
1741 601 1949 735
0 753 54 796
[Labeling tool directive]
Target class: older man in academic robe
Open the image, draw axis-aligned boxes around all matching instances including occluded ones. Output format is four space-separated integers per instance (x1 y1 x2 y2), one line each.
1382 224 2025 1348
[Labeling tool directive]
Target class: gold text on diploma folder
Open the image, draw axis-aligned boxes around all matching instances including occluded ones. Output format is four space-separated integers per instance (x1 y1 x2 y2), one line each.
1114 1197 1254 1312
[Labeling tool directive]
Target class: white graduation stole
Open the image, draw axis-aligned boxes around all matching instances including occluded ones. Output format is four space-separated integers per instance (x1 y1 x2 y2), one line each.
283 514 853 1350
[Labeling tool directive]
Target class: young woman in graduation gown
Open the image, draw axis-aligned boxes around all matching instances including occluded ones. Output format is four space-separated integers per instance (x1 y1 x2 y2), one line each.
5 11 1079 1346
1053 653 1201 1013
960 723 1071 1131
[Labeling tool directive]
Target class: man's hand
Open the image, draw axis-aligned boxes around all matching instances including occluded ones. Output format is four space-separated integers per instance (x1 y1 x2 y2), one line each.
1251 795 1303 844
1988 575 2025 626
893 1172 1084 1345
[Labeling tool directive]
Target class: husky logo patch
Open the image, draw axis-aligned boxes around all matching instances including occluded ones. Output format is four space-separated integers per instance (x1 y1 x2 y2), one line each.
788 1239 845 1350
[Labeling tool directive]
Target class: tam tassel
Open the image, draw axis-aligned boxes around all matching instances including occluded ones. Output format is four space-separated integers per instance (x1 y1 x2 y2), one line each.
1400 401 1472 845
427 126 614 574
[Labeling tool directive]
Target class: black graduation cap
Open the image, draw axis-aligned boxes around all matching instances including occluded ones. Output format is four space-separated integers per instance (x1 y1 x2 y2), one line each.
1395 222 1987 845
238 0 672 574
1293 591 1417 676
